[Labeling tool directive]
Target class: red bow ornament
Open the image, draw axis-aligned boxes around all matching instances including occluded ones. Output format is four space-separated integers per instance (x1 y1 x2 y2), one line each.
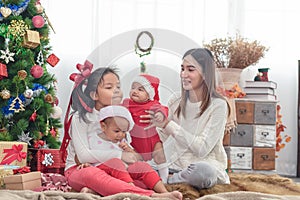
69 60 93 87
0 144 27 165
13 166 31 174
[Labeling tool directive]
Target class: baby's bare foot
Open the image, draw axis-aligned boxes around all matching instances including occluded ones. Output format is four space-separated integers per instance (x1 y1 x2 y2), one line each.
80 187 97 194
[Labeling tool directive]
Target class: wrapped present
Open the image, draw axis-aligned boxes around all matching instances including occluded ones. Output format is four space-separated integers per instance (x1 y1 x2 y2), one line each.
4 171 41 190
46 53 60 67
0 142 27 167
28 148 65 175
0 166 14 188
0 63 8 78
23 30 40 49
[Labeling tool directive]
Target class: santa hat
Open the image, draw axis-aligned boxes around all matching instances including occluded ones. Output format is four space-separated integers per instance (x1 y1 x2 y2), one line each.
133 74 160 101
98 105 134 131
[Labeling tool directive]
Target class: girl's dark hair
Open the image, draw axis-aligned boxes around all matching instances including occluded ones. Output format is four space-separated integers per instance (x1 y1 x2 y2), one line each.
71 67 119 123
175 48 227 118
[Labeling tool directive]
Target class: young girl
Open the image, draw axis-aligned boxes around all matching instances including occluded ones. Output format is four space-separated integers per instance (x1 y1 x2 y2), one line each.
122 74 169 183
145 48 230 189
60 65 182 199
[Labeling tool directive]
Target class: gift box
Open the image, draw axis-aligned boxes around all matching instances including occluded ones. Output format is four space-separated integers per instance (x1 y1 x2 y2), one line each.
46 53 60 67
28 148 65 175
0 142 27 167
0 167 13 188
23 30 40 49
4 171 41 190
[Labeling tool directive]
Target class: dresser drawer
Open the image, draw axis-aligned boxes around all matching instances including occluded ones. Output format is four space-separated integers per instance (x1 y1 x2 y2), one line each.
225 146 252 170
253 147 275 170
253 125 276 147
254 102 276 125
236 101 255 124
230 124 253 147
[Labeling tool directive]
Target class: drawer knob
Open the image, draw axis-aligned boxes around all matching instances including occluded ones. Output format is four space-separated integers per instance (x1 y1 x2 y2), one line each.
239 108 247 114
238 131 246 136
261 131 269 137
261 155 269 160
261 109 269 115
237 153 245 158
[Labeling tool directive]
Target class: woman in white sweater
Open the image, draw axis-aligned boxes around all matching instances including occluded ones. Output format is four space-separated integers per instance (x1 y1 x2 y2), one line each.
145 48 230 189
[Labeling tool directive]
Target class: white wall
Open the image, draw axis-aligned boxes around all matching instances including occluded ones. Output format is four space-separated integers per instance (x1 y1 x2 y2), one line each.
43 0 299 176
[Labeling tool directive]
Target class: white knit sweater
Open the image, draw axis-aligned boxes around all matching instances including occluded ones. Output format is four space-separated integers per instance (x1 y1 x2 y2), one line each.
159 95 230 184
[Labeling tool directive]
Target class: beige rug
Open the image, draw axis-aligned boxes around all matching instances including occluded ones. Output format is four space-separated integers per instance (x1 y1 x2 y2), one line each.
166 173 300 199
1 173 300 200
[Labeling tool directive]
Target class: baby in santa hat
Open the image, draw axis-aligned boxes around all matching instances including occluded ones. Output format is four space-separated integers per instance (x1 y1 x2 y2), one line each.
122 74 169 183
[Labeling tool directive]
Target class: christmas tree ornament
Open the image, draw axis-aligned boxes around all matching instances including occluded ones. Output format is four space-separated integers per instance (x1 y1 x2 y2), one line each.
1 88 10 99
29 110 37 121
45 119 49 136
50 126 56 138
46 53 60 67
17 131 32 145
42 11 55 33
30 65 43 78
0 63 8 79
8 19 29 37
24 87 33 98
0 7 12 18
44 93 53 103
50 105 62 119
37 49 44 66
0 0 30 21
35 4 44 14
17 70 27 80
9 96 25 113
32 15 45 28
0 47 15 64
23 30 40 49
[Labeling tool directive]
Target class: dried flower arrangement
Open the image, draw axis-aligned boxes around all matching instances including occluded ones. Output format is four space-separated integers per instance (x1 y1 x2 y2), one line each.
276 105 291 154
204 35 269 69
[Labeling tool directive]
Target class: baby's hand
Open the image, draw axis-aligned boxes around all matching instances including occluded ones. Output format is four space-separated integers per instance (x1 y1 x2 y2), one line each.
119 141 132 152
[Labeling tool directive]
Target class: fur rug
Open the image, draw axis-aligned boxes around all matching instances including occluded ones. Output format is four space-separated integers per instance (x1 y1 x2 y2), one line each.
1 173 300 200
166 173 300 199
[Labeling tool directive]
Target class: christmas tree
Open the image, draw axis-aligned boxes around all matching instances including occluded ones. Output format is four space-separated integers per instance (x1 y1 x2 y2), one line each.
0 0 62 149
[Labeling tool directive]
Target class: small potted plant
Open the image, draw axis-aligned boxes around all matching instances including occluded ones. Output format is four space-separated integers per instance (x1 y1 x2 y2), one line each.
204 35 268 89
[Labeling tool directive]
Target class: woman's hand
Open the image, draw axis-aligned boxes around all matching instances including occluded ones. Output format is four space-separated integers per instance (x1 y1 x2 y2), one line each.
141 110 169 130
77 162 91 170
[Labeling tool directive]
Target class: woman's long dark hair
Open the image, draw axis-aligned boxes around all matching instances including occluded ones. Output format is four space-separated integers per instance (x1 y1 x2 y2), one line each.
71 67 119 123
175 48 227 118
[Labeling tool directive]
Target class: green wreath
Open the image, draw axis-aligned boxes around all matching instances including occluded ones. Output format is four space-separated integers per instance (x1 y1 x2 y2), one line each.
135 31 154 57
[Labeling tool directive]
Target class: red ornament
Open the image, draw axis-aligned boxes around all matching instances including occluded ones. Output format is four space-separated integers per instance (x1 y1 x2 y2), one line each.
0 63 8 79
29 110 37 121
32 15 45 28
46 53 60 67
33 140 45 148
50 127 56 137
30 65 43 78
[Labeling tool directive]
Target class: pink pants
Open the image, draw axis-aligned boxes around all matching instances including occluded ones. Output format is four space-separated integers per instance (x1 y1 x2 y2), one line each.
64 158 160 196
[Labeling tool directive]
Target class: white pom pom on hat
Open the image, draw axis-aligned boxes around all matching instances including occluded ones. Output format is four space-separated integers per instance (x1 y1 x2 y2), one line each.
132 74 160 101
98 105 134 131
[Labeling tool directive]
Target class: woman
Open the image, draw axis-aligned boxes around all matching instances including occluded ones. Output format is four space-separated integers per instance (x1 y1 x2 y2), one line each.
145 48 230 189
60 67 182 199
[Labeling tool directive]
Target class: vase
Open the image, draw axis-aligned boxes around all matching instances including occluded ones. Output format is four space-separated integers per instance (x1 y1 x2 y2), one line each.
216 68 243 90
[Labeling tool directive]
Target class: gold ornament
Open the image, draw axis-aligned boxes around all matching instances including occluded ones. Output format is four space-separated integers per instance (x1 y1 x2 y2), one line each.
18 70 27 80
8 19 29 38
1 89 10 99
0 7 12 18
44 93 54 103
35 4 44 14
23 30 40 49
9 96 25 113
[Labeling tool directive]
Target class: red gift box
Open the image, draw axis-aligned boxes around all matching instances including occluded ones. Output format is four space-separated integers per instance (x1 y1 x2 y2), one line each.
28 148 65 175
0 63 8 78
46 53 60 67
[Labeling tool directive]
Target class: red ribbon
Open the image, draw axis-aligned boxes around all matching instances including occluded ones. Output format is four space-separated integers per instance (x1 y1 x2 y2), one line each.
69 60 93 87
0 144 27 165
13 166 31 174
